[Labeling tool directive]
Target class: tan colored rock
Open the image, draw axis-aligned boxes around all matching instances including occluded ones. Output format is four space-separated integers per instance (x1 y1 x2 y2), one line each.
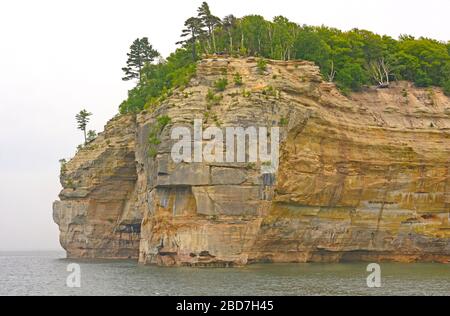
54 57 450 265
53 115 140 259
211 167 247 185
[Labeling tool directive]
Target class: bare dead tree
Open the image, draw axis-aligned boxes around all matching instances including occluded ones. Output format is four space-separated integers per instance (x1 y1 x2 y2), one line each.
327 60 336 82
369 58 391 88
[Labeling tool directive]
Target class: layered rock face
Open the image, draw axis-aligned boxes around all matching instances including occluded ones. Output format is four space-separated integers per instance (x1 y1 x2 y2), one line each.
54 57 450 264
53 115 141 258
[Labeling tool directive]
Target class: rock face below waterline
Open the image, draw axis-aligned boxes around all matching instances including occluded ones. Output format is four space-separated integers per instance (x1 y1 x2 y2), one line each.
54 57 450 265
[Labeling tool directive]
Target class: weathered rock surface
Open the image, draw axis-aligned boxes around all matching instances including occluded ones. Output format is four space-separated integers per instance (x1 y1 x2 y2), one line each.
53 115 141 258
54 57 450 264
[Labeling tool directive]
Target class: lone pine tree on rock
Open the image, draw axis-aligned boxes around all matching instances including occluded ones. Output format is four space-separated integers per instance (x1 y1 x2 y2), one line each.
75 109 92 145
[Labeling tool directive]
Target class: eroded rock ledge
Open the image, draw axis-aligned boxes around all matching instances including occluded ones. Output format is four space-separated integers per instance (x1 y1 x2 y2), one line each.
54 57 450 265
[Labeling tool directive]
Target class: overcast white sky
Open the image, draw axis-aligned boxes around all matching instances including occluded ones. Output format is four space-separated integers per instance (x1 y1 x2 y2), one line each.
0 0 448 251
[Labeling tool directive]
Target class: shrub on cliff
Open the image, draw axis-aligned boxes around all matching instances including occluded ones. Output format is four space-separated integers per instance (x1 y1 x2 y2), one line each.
148 115 171 158
233 73 243 86
214 78 228 91
119 49 196 114
206 89 223 106
257 59 267 74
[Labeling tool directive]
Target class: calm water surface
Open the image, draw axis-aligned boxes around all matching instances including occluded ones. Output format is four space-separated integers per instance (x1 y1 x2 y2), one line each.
0 251 448 296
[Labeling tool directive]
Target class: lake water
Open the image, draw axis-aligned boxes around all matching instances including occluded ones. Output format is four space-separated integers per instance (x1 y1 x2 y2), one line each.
0 251 448 296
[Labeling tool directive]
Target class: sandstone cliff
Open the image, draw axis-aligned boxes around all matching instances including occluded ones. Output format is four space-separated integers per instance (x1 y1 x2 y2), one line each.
54 57 450 265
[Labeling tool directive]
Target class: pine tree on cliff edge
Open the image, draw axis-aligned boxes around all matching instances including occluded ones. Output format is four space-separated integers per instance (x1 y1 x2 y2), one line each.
75 109 92 145
177 17 205 61
122 37 160 82
197 1 221 53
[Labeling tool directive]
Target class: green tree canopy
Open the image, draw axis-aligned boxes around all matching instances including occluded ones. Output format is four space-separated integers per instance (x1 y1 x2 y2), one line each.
120 1 450 114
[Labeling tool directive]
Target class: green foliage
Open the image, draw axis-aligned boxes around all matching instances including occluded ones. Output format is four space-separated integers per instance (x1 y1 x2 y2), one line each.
206 89 215 103
206 89 223 106
148 115 171 158
271 16 296 60
75 110 91 131
294 27 331 70
240 15 269 56
122 38 160 82
177 3 220 60
394 38 449 87
75 109 92 145
233 73 243 86
119 49 196 114
214 78 228 91
157 115 171 128
279 117 288 126
443 79 450 96
177 17 205 61
440 61 450 96
257 59 267 74
335 63 368 92
197 2 221 53
262 85 278 97
87 130 97 143
148 134 161 146
242 89 251 97
120 2 450 115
